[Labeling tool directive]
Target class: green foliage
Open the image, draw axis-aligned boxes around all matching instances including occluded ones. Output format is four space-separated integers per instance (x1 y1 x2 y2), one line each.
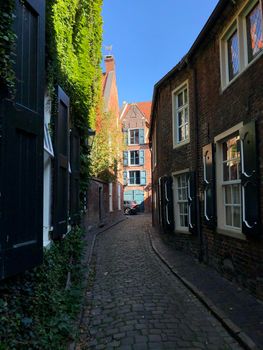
0 0 16 97
46 0 103 193
0 227 85 350
90 111 124 182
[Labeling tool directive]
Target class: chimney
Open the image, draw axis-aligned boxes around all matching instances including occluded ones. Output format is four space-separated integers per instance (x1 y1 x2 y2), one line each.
104 55 115 73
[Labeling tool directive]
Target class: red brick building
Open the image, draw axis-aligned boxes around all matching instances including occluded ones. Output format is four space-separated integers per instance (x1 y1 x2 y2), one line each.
120 102 152 213
149 0 263 299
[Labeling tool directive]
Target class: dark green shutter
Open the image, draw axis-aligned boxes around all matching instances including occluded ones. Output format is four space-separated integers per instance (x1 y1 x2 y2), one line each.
53 86 69 240
139 150 145 165
202 144 216 227
0 0 45 279
187 172 197 234
140 171 146 185
139 129 145 144
240 120 260 236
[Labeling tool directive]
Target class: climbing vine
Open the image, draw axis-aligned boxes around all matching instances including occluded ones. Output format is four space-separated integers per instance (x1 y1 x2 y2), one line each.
46 0 103 192
0 0 16 97
0 227 85 350
90 107 124 182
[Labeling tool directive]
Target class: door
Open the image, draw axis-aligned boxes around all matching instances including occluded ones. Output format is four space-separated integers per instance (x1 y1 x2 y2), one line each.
124 190 145 212
0 0 45 278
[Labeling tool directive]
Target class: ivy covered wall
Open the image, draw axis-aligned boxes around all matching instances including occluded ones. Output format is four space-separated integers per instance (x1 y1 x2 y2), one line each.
46 0 103 193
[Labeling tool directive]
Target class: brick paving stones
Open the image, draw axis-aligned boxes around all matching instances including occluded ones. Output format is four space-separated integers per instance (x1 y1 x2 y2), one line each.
77 215 242 349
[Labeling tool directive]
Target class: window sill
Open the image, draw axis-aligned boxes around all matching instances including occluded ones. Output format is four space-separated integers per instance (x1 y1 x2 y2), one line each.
221 49 263 93
216 227 246 241
173 139 190 149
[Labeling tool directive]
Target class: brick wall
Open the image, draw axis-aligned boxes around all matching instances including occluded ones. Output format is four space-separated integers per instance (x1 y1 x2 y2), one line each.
122 103 152 213
151 0 263 299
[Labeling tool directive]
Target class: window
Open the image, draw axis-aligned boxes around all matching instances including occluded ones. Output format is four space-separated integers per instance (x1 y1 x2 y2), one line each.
220 0 263 88
128 128 144 145
128 170 146 185
215 124 243 234
222 136 241 229
172 83 189 147
174 173 189 231
129 129 139 144
130 150 139 165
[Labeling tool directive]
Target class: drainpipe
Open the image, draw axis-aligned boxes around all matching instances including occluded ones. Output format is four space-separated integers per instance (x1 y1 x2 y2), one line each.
191 64 204 263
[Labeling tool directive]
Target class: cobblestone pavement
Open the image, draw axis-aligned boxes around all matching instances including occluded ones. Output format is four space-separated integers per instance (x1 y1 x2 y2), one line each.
78 214 242 350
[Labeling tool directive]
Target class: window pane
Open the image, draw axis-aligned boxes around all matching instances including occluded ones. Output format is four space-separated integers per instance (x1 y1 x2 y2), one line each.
223 142 228 161
225 186 232 204
223 163 229 181
226 206 232 226
232 184 240 204
185 108 188 122
247 3 263 61
134 130 139 144
178 111 183 126
177 92 183 107
181 174 187 187
227 30 239 80
178 126 184 142
233 206 241 228
230 161 238 180
184 89 188 104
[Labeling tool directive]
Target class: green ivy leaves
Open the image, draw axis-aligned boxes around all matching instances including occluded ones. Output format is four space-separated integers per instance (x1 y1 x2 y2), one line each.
0 1 16 97
0 227 85 349
46 0 103 194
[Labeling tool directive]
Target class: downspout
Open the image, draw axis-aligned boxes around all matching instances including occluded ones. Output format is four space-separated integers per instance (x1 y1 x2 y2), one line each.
192 63 204 263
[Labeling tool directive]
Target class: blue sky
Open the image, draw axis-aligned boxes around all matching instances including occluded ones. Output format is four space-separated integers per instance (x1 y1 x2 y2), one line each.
102 0 219 105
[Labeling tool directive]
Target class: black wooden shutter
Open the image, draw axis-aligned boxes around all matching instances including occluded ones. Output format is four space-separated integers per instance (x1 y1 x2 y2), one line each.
164 176 174 232
240 120 260 236
202 144 216 227
53 87 69 240
187 172 197 234
159 176 174 232
70 127 80 225
0 0 45 279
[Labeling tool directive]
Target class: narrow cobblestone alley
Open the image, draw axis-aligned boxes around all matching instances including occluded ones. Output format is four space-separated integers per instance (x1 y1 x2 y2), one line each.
78 215 242 350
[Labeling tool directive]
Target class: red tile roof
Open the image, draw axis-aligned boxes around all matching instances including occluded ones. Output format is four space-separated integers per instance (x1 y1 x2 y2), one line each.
136 102 152 121
121 101 152 121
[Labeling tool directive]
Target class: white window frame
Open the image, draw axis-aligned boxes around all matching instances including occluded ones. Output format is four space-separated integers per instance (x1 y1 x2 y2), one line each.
128 170 144 186
128 128 140 145
172 80 190 148
129 150 140 166
172 169 190 233
220 0 263 90
215 123 246 240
